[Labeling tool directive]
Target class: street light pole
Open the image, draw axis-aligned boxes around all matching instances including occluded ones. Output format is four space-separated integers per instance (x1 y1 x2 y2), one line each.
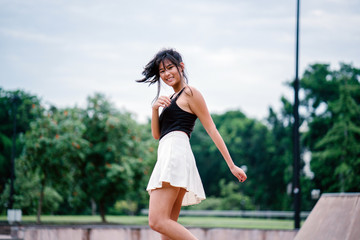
293 0 301 229
9 94 20 210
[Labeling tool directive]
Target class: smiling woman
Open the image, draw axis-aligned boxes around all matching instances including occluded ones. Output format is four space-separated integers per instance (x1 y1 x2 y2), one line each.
159 60 183 87
136 48 247 240
137 49 190 103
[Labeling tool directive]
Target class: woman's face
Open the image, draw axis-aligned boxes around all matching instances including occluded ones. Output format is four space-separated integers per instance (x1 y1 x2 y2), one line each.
159 59 184 88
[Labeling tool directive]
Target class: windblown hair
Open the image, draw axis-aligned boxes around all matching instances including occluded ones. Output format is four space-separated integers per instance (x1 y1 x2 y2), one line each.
137 48 188 102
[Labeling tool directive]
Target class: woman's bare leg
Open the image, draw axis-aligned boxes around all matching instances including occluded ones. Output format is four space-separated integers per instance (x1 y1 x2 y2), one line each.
149 182 198 240
160 187 187 240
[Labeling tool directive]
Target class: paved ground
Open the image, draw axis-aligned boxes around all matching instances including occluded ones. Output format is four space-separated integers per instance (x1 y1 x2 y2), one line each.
0 234 11 239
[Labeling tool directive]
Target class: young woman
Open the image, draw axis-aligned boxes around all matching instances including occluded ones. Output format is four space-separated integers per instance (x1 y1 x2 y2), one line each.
137 49 247 240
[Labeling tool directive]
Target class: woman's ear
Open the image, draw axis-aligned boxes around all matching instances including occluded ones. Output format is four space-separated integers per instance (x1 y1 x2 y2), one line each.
180 62 185 72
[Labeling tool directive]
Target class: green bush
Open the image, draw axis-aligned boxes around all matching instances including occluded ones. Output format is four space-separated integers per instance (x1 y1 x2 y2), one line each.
109 200 138 215
186 197 222 210
186 179 255 211
219 179 255 210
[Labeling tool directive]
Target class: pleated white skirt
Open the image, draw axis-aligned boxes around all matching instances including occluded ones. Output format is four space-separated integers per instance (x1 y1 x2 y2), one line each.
146 131 206 206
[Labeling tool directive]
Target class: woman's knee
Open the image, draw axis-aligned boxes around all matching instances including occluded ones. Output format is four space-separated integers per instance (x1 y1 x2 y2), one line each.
148 214 167 232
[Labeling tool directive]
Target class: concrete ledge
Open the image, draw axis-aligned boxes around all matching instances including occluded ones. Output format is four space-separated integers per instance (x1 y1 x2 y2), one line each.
8 225 297 240
294 192 360 240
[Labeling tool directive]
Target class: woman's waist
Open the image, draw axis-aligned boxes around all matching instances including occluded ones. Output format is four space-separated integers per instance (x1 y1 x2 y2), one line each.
159 130 189 143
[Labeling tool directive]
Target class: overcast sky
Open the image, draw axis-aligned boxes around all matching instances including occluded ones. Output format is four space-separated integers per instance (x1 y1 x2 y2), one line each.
1 0 359 122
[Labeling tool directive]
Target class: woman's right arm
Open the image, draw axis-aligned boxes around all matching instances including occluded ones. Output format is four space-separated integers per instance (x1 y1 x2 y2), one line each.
151 108 160 139
151 96 171 140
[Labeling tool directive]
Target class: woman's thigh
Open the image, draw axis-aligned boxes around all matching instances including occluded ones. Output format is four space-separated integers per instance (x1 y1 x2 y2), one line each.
149 182 181 221
149 183 197 240
170 187 186 221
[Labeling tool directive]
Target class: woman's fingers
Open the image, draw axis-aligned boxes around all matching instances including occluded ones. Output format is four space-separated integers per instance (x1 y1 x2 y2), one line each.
233 167 247 182
238 173 246 182
241 171 247 182
240 175 247 182
158 96 171 107
153 96 171 109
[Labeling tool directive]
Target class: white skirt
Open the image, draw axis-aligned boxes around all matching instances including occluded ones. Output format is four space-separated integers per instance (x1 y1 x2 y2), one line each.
146 131 206 206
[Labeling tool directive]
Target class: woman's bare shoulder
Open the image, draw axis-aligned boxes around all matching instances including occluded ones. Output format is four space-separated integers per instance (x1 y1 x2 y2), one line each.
184 85 202 97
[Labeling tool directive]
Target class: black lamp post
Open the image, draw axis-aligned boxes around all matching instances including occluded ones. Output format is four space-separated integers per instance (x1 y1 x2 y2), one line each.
293 0 301 229
9 94 20 210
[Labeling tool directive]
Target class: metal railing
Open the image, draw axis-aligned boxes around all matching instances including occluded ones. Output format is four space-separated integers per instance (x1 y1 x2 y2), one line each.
141 209 310 219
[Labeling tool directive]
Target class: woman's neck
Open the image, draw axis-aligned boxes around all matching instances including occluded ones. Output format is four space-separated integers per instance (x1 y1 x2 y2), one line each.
173 82 185 93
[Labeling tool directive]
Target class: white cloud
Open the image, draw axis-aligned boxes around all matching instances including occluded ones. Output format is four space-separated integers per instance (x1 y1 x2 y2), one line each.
0 28 63 44
0 0 359 123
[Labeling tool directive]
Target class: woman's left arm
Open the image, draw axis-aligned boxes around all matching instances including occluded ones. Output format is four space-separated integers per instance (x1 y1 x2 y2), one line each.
188 87 247 182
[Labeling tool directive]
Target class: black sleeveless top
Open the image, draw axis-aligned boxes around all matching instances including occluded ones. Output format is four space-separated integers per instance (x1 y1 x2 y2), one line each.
159 88 198 140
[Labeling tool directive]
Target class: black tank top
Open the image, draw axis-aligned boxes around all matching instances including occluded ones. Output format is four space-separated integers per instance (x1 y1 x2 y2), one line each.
159 88 197 140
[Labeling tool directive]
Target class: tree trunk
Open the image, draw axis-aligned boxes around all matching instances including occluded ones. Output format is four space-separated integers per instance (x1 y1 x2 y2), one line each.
99 201 107 223
37 178 46 224
91 198 97 216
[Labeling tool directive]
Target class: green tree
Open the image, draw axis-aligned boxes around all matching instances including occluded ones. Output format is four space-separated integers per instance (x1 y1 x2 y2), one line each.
1 154 42 214
22 106 89 222
81 93 154 222
0 88 40 201
301 63 360 193
266 97 294 210
191 110 293 210
0 153 64 215
216 112 272 209
190 111 246 196
311 79 360 192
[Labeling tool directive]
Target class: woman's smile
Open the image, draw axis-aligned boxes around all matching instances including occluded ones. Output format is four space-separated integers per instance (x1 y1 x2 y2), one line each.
166 77 175 82
159 59 183 88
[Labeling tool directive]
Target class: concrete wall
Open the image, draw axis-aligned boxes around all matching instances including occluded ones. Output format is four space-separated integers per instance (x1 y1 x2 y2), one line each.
10 225 298 240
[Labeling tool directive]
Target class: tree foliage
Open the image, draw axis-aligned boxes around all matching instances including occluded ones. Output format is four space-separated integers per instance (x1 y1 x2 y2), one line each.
302 63 360 193
0 88 40 197
191 109 294 210
22 106 89 222
79 93 154 222
186 179 255 211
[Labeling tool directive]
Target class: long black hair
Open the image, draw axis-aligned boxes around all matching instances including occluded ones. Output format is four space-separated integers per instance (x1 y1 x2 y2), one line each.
137 48 188 102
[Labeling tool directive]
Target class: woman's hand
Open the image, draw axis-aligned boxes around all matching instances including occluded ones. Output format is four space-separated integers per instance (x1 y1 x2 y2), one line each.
152 96 171 110
151 96 171 140
230 165 247 183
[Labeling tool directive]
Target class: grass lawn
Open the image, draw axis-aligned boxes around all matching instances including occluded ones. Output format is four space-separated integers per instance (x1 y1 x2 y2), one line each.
0 215 301 230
